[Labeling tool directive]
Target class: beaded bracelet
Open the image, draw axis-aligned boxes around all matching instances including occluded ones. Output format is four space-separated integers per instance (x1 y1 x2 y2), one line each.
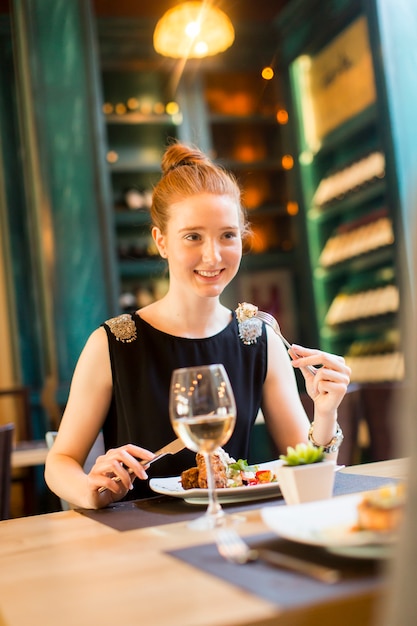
308 421 344 453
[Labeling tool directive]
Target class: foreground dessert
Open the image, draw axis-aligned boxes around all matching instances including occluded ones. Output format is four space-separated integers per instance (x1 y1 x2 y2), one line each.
357 483 406 532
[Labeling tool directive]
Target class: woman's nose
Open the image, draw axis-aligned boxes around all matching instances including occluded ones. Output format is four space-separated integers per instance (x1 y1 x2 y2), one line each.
202 240 221 264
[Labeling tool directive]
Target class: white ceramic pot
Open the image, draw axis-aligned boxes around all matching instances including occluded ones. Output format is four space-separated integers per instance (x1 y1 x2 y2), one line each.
277 460 336 506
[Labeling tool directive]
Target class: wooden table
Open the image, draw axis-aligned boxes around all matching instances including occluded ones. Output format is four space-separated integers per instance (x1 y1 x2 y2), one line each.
11 440 48 469
0 459 409 626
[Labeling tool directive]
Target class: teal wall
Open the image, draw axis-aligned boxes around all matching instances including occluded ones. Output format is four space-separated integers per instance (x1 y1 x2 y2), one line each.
372 0 417 303
17 0 117 382
1 0 118 427
0 17 44 390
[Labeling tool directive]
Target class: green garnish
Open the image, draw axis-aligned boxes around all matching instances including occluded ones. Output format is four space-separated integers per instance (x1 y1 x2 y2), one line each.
228 458 258 472
279 442 325 466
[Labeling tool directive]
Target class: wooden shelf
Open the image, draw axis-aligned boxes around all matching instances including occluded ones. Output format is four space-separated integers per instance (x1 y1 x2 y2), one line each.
315 104 378 157
118 258 166 278
240 250 295 271
105 113 178 126
314 246 394 281
209 113 279 125
216 158 285 171
109 162 162 174
308 179 386 224
114 211 151 227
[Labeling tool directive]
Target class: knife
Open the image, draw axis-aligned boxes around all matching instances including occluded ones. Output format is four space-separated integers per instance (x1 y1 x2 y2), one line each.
256 548 341 584
98 438 185 493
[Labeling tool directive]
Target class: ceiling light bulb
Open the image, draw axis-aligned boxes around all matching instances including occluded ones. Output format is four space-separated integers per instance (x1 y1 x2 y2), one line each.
185 20 200 38
153 1 235 59
194 41 208 56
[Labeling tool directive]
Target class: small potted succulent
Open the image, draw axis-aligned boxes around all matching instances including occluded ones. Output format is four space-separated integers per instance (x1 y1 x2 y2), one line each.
277 442 336 505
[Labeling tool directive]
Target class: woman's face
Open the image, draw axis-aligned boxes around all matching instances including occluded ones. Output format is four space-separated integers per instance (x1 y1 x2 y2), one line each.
153 193 242 299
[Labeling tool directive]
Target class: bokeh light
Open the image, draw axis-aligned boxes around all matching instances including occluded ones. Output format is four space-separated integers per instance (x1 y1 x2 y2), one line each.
261 66 274 80
282 155 294 170
276 109 289 124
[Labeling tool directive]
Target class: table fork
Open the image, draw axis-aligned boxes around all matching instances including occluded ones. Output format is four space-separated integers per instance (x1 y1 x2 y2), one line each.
216 527 340 583
255 310 317 375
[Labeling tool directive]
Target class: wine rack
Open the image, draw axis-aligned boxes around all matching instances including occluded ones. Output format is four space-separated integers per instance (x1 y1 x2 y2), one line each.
276 2 406 384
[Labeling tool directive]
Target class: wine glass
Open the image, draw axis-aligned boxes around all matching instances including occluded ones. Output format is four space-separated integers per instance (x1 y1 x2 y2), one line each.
169 364 237 529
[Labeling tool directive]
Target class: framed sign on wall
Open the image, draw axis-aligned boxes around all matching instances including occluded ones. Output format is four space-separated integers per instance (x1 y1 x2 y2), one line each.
295 16 377 151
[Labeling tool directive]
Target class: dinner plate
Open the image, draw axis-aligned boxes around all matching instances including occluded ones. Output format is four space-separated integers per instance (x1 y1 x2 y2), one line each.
149 460 282 504
261 492 397 559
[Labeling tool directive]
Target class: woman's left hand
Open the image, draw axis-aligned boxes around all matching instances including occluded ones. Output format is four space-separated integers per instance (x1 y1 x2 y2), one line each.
289 344 351 416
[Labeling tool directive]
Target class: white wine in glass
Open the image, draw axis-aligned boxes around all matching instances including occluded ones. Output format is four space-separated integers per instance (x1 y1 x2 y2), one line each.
169 364 236 529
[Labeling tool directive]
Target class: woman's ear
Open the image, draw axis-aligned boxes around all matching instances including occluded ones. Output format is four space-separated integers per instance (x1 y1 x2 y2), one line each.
152 226 168 258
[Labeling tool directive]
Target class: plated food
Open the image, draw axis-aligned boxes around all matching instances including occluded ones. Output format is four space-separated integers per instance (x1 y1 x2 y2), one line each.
356 483 406 533
181 449 278 490
261 486 405 559
150 458 282 504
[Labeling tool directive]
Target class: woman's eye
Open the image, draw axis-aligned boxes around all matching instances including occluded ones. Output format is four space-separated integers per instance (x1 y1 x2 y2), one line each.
184 233 200 241
223 231 238 239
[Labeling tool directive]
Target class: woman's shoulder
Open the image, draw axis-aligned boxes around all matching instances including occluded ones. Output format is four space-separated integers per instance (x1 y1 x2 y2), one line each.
102 312 138 344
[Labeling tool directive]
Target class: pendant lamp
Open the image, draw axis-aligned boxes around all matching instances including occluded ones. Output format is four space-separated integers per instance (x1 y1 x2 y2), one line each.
153 1 235 59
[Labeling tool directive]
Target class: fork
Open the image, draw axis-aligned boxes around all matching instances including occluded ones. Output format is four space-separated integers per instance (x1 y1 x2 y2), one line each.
216 527 340 583
255 310 317 375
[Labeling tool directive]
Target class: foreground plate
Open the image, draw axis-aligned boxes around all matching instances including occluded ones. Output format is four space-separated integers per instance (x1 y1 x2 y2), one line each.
149 460 282 504
261 492 397 559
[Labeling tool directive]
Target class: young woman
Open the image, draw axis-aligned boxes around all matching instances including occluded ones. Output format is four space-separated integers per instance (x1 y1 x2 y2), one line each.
45 142 351 509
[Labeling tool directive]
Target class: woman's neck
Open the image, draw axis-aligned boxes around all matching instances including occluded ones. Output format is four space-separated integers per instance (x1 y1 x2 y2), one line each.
138 293 231 338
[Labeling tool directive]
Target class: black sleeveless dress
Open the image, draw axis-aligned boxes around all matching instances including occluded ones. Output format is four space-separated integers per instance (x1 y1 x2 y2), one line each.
101 310 267 499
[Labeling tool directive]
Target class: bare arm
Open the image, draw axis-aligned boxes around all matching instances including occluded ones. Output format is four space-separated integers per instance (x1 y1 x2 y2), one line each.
44 328 154 509
262 328 351 461
289 342 351 460
261 327 311 451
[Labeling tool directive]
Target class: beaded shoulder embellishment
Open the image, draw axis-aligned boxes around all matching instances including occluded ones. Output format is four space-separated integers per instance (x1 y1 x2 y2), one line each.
235 302 262 345
105 314 137 343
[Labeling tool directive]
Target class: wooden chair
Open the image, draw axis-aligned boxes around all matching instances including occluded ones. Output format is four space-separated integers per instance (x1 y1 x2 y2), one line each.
0 387 36 516
0 387 31 442
360 383 403 461
0 423 14 520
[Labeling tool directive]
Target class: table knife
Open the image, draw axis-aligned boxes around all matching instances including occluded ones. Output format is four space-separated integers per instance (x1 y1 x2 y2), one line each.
257 548 341 584
98 437 185 493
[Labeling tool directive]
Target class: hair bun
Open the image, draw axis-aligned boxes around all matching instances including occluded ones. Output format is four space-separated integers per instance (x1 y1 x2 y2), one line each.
161 142 212 175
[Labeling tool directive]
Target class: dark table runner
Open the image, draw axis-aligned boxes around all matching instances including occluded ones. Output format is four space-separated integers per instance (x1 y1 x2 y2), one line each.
168 531 386 610
76 471 396 531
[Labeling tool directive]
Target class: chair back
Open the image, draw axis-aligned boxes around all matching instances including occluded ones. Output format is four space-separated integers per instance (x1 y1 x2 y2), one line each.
0 387 31 444
0 423 15 520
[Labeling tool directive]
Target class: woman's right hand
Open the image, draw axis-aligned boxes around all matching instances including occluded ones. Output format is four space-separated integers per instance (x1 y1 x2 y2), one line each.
86 444 156 507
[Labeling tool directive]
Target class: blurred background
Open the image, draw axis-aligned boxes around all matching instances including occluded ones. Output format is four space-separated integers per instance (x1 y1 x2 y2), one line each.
1 0 416 517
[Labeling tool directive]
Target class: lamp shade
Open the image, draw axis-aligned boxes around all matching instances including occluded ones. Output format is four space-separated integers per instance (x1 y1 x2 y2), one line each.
153 1 235 59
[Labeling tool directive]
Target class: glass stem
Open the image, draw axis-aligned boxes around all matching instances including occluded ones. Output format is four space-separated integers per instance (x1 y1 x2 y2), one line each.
204 452 223 521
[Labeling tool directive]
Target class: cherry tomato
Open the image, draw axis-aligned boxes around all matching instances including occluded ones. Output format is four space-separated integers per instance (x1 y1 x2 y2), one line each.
255 470 272 483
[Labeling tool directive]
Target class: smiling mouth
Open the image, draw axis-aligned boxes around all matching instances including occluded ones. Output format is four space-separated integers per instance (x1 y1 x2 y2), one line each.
195 269 223 277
